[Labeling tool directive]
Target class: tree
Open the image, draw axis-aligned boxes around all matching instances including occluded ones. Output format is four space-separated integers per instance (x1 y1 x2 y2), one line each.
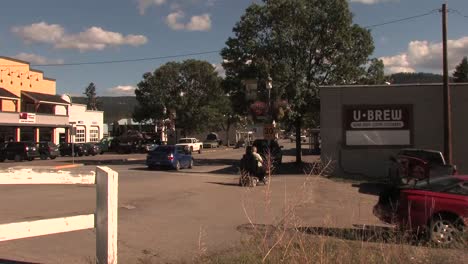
133 60 226 136
361 58 385 85
221 0 374 163
83 82 98 110
453 57 468 83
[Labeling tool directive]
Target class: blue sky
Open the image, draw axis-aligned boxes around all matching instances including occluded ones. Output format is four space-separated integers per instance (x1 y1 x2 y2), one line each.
1 0 467 96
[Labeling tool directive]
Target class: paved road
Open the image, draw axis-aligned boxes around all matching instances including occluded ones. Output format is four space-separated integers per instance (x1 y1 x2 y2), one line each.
0 141 381 263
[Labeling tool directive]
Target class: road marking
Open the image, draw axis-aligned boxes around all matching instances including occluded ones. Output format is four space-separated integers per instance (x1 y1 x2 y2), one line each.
54 164 84 170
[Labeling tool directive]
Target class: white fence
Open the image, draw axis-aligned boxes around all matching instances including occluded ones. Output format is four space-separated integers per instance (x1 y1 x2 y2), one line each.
0 166 118 264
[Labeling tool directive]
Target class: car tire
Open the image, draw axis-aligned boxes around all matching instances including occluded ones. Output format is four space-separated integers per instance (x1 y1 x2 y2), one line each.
175 161 181 171
79 153 84 157
14 154 23 162
148 165 156 170
28 157 34 161
50 156 57 160
429 214 464 246
40 153 47 160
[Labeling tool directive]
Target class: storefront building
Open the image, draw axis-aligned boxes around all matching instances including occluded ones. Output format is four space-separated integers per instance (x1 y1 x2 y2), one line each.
320 83 468 178
56 95 104 143
0 56 70 144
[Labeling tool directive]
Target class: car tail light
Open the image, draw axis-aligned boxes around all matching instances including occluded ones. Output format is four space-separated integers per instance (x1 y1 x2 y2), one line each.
25 146 29 151
168 154 174 161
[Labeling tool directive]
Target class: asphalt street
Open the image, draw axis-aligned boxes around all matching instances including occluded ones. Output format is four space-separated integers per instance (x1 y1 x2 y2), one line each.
0 140 382 263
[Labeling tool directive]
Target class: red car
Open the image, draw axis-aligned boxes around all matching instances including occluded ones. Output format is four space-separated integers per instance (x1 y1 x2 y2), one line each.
374 176 468 245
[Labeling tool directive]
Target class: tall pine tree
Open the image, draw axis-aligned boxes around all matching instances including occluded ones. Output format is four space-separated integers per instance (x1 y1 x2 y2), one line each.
84 82 98 110
453 57 468 83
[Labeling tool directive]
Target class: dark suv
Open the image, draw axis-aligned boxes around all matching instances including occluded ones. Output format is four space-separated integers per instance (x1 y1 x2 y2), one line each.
252 139 283 165
37 141 60 160
2 142 40 161
59 143 87 157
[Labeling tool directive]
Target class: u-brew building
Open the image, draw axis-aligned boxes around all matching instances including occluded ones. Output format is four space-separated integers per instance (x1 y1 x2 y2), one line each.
320 83 468 177
0 56 103 144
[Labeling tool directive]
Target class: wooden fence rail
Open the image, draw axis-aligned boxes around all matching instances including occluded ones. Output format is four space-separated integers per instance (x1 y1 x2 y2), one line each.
0 166 118 264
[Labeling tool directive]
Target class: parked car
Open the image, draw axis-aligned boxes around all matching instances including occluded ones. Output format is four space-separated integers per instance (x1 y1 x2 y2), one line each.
37 141 59 160
176 138 203 154
59 143 87 157
146 145 193 170
203 132 222 148
98 137 113 154
83 143 101 156
1 141 39 161
373 175 468 245
252 139 283 165
0 142 8 162
389 149 457 185
289 134 307 143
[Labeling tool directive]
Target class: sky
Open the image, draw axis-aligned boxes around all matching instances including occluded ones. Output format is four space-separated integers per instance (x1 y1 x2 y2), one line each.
1 0 467 96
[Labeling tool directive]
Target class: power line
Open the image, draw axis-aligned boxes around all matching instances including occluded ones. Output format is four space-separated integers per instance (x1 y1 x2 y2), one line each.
364 9 439 29
449 8 468 19
30 50 221 67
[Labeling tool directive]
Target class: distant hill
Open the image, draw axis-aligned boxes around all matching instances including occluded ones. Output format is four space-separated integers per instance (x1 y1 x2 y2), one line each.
388 72 446 84
72 96 138 123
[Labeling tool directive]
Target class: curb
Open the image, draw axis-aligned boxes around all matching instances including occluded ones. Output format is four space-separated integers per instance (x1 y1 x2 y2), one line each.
54 163 85 170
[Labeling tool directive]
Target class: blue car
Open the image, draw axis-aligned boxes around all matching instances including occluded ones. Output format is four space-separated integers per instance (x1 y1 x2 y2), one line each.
146 145 193 170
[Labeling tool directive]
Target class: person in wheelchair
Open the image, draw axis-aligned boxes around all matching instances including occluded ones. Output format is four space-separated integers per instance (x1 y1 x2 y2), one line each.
240 146 265 181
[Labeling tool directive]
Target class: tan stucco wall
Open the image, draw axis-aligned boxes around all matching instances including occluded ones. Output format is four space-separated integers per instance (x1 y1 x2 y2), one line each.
0 57 56 112
320 83 468 178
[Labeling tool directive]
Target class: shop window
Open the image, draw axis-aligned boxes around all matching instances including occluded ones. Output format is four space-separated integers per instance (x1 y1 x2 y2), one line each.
89 127 100 142
75 126 86 143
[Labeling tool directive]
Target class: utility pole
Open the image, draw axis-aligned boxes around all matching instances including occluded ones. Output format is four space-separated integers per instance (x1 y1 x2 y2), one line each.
442 3 452 164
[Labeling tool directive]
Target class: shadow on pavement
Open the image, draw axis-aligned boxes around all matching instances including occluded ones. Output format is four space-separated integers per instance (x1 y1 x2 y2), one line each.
205 181 240 187
193 158 239 166
352 182 392 196
61 159 145 166
0 259 40 264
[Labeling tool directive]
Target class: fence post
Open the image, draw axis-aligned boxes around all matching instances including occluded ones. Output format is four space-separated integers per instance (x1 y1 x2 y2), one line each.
95 166 118 264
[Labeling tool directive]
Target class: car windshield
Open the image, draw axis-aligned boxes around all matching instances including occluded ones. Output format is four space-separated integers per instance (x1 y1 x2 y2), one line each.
399 150 444 165
206 134 217 141
413 177 464 192
178 139 192 143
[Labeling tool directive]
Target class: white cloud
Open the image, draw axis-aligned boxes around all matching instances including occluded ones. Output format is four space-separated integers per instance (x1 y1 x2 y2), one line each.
137 0 166 15
380 36 468 74
350 0 397 4
11 22 64 44
105 85 136 96
165 11 211 31
212 63 225 77
166 11 186 30
187 14 211 31
12 22 148 52
13 52 64 65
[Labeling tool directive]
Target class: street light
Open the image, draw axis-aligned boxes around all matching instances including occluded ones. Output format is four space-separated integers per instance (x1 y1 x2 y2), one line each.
266 76 273 123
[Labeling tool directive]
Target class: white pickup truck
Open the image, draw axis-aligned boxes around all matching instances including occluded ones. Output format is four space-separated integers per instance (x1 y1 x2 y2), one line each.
176 138 203 154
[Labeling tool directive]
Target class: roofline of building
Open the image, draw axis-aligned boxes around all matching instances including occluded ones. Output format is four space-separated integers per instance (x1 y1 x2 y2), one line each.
29 69 44 74
70 102 105 113
0 56 30 65
43 77 56 81
321 83 468 88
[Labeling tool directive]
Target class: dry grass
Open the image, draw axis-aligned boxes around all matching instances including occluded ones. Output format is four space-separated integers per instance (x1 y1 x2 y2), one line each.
189 157 467 264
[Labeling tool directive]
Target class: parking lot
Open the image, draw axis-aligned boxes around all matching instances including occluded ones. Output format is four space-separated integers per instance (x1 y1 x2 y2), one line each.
0 140 383 263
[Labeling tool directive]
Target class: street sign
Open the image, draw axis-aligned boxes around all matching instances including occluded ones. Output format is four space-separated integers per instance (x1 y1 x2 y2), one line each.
263 124 275 140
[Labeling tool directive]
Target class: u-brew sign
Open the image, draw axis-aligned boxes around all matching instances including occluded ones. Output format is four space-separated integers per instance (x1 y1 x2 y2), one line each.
344 105 412 146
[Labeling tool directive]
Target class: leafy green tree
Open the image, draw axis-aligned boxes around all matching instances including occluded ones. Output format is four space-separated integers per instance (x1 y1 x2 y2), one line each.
221 0 374 162
453 57 468 83
83 82 98 110
362 58 385 85
133 60 225 136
